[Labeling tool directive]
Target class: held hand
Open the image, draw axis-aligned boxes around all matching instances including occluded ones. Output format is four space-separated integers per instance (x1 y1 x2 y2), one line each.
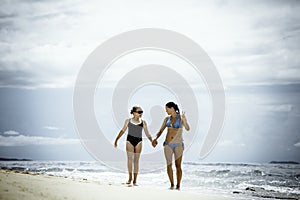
152 139 158 148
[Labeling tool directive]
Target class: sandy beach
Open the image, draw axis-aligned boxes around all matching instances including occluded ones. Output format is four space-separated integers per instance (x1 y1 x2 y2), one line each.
0 169 232 200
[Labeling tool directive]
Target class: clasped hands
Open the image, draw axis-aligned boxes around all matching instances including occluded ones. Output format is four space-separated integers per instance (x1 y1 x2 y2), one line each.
151 139 158 148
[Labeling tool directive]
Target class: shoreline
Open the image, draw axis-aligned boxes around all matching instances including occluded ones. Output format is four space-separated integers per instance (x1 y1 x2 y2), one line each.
0 169 232 200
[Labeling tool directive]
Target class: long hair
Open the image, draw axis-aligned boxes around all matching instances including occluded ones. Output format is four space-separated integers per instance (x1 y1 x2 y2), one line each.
166 102 180 114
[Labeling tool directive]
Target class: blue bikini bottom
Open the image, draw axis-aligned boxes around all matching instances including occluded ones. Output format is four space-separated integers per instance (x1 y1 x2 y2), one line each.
163 141 184 151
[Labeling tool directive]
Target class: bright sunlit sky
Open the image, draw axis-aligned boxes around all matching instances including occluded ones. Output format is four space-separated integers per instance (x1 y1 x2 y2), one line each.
0 0 299 163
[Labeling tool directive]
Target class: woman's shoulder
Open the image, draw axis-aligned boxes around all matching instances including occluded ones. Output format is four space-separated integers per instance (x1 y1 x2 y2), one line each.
142 119 147 125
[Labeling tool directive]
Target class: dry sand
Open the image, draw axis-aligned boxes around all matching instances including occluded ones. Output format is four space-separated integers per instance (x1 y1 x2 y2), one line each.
0 169 232 200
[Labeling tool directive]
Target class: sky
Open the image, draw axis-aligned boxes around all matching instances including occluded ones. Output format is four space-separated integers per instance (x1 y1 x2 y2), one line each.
0 0 300 163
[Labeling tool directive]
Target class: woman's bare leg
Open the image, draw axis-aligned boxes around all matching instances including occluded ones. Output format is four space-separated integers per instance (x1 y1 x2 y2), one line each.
126 141 134 184
133 142 142 185
174 144 183 190
164 145 174 188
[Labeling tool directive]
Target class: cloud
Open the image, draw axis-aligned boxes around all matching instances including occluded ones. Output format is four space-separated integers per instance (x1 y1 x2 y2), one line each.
2 130 20 135
0 133 80 146
0 0 90 89
207 1 300 86
266 104 293 113
43 126 63 131
0 0 299 89
294 141 300 147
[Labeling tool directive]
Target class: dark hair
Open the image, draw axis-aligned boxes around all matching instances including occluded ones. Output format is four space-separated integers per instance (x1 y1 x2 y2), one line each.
130 106 139 114
166 102 180 114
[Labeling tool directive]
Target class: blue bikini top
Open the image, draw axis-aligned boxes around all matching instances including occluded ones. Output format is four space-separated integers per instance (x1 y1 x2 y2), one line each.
166 114 182 128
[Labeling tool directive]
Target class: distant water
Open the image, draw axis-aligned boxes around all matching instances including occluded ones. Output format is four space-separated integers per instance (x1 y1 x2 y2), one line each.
0 161 299 199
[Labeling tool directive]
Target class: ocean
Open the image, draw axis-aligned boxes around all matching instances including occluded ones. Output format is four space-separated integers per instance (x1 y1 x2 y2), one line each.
0 161 299 199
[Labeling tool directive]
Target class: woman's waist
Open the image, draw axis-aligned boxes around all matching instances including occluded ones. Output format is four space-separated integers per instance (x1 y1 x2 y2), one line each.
127 133 142 139
164 139 183 144
165 133 183 143
166 129 182 136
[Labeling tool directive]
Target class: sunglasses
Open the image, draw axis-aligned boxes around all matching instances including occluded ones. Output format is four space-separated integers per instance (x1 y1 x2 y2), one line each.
136 111 143 114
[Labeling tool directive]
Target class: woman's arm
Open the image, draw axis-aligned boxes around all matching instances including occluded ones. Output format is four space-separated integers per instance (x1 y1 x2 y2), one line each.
155 117 168 140
151 117 167 148
142 120 153 143
181 111 190 131
114 119 129 147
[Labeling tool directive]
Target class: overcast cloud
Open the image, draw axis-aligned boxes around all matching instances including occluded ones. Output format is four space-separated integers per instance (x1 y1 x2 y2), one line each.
0 0 299 88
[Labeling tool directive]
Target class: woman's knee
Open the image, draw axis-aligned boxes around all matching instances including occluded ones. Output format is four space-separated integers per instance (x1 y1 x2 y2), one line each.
175 158 182 168
127 152 133 160
134 156 140 164
175 162 181 169
167 164 173 169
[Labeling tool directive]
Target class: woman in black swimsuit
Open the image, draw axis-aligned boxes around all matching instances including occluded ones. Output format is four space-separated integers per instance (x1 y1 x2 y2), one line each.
114 106 153 186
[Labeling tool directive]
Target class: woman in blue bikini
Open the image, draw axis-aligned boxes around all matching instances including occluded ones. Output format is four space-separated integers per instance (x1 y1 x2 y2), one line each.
114 106 153 186
152 102 190 190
